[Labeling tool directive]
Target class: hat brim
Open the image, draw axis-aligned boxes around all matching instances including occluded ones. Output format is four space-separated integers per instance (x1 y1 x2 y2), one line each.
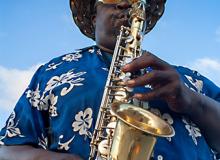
70 0 166 40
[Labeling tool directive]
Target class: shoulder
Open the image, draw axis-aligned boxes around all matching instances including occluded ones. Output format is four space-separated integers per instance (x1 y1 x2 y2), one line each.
36 45 98 73
45 45 98 69
28 45 100 87
174 66 200 77
174 65 217 86
174 65 220 100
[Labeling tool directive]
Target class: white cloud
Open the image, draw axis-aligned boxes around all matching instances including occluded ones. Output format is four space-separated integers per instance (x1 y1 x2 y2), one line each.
0 64 41 112
0 64 41 128
186 58 220 86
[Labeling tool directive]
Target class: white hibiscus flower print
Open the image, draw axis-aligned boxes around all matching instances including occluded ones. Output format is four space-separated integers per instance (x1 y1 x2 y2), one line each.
62 52 82 62
97 49 102 56
49 94 58 117
102 67 109 72
185 75 203 93
38 134 48 150
38 94 49 111
72 108 93 139
45 70 86 96
46 62 63 71
58 135 75 151
184 82 196 92
88 48 95 53
157 155 164 160
212 149 220 160
182 117 201 145
0 111 24 144
60 77 85 96
26 85 41 108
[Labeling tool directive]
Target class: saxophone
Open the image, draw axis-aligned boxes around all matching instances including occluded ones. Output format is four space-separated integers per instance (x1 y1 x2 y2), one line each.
89 1 174 159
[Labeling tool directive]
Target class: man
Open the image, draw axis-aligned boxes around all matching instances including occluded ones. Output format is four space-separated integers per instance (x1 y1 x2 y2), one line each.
0 0 220 160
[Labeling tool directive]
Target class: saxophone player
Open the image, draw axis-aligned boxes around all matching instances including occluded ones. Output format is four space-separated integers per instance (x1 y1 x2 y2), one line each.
0 0 220 160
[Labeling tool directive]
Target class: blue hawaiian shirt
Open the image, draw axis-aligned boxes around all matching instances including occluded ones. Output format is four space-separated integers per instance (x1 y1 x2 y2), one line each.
0 45 220 160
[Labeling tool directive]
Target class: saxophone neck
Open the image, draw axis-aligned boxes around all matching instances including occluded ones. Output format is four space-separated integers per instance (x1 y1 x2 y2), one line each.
130 0 147 32
122 1 146 57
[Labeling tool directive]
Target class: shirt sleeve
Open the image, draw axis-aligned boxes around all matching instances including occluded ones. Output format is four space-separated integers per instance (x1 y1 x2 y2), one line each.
202 76 220 157
0 65 49 149
202 75 220 103
177 66 220 103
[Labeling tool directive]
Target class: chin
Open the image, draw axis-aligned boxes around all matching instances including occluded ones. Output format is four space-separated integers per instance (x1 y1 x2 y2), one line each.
105 31 117 46
97 38 116 53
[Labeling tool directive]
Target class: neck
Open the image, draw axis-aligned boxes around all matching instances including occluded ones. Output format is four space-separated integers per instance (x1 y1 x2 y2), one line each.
97 44 114 54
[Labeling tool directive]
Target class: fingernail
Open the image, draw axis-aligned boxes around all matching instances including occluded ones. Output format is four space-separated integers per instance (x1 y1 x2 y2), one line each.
122 64 129 71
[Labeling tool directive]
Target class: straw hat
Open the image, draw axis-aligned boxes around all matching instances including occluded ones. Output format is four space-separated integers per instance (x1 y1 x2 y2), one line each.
70 0 166 40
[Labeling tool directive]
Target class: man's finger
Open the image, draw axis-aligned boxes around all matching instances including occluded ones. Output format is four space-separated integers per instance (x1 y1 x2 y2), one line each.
122 51 170 72
125 70 172 87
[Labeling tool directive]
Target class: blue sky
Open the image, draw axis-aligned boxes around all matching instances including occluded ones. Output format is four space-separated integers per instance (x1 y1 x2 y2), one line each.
0 0 220 128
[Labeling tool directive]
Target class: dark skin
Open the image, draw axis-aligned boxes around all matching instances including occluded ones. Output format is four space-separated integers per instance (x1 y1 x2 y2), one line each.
93 0 220 152
0 145 82 160
0 1 220 160
93 1 131 52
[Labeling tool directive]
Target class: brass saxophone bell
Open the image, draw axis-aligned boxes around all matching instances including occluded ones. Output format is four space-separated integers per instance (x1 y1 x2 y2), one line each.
110 103 174 160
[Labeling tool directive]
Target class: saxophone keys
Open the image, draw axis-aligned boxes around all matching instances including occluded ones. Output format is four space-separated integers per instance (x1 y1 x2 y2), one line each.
106 121 117 136
114 90 127 101
119 72 131 82
98 140 110 156
110 116 117 122
125 35 134 43
124 57 133 64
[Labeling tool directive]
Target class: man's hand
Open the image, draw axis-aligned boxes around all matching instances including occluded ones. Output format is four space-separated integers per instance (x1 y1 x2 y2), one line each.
122 51 220 152
0 145 83 160
122 51 193 115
